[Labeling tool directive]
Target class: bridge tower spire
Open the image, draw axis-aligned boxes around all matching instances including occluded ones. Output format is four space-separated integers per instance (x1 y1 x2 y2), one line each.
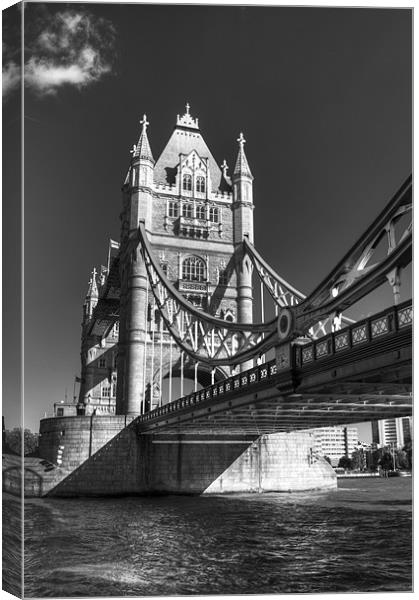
128 114 155 230
78 268 100 412
83 267 98 320
233 132 254 370
117 114 155 415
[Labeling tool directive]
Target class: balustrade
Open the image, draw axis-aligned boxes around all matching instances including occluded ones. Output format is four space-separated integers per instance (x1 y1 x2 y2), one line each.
295 300 412 366
138 358 278 422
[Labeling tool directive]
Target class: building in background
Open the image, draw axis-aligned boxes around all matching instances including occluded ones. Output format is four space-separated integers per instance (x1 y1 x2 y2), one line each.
371 417 412 448
312 426 359 467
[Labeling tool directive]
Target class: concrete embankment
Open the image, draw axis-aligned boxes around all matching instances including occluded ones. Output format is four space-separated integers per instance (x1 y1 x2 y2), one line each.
2 454 67 497
337 473 381 479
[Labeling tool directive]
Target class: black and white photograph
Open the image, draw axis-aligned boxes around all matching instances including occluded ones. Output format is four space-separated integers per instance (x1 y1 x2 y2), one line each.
2 1 412 597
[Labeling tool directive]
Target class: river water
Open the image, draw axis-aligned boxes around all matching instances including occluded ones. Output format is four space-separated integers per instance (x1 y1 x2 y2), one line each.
4 477 412 597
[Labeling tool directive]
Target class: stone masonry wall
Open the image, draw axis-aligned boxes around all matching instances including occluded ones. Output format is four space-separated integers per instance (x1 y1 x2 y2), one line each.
40 416 336 497
151 432 336 494
39 416 134 470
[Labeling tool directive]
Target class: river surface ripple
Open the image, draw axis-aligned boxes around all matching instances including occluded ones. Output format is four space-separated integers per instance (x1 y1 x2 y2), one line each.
6 478 412 596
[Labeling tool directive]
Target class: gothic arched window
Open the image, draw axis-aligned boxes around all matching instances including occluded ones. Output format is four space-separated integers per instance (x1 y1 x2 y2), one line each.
196 176 206 193
182 203 193 218
196 205 205 220
209 207 219 222
183 174 192 191
168 201 178 218
182 256 206 282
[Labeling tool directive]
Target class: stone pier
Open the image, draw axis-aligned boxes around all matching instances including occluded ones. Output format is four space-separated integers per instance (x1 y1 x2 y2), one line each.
31 416 336 497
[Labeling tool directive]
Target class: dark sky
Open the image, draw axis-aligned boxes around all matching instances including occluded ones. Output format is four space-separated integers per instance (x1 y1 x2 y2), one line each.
3 4 412 435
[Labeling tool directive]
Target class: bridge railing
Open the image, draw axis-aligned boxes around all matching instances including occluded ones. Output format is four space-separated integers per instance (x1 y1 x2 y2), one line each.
138 300 411 424
138 359 279 423
295 300 412 368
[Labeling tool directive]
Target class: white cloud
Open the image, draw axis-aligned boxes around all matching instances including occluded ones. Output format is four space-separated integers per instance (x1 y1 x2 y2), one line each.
25 45 112 94
3 9 115 99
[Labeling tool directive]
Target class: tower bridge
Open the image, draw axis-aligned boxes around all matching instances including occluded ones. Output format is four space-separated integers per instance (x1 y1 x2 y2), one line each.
34 105 412 498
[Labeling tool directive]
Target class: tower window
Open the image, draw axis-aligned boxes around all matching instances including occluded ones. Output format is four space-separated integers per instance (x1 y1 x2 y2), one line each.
182 203 193 218
182 256 206 282
101 385 111 398
182 174 192 191
209 207 219 222
196 176 206 193
196 205 206 220
98 357 106 368
161 263 168 276
154 308 161 327
168 201 179 218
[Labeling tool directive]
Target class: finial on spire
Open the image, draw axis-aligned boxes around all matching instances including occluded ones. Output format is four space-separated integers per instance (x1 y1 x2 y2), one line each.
140 114 149 133
237 132 246 149
87 267 98 298
133 112 154 163
176 103 199 129
130 144 137 155
234 132 253 179
221 159 229 177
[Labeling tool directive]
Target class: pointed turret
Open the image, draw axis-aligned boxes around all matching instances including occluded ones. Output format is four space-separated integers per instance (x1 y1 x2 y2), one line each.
83 267 99 323
86 267 98 299
78 268 99 414
127 114 155 231
133 114 154 163
233 133 253 180
232 133 254 371
232 132 254 244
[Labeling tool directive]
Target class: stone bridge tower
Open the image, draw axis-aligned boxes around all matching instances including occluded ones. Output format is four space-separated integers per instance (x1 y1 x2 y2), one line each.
118 105 255 415
78 105 255 417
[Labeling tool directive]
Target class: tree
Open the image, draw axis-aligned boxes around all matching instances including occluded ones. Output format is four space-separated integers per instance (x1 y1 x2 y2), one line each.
378 452 393 472
395 449 409 470
402 441 412 469
351 449 366 471
338 456 353 470
4 428 39 456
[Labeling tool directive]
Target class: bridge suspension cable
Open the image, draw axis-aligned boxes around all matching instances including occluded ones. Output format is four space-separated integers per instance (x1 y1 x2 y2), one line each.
136 172 411 370
292 175 412 332
242 238 353 338
91 174 411 403
137 221 277 366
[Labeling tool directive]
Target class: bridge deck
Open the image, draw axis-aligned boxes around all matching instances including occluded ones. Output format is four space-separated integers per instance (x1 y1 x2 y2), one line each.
137 301 412 435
